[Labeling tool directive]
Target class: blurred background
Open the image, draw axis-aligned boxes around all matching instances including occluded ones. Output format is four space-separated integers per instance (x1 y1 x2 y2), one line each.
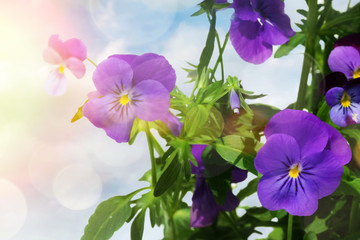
0 0 357 239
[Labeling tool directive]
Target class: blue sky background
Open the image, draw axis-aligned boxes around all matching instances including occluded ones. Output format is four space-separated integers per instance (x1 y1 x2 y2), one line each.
0 0 358 239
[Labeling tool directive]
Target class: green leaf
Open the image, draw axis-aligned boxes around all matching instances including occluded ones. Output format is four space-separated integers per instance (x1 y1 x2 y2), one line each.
297 9 308 17
81 189 145 240
131 210 145 240
154 152 181 197
215 135 262 175
173 208 193 240
207 168 232 205
304 231 318 240
334 166 360 198
305 216 328 234
237 177 260 202
274 33 306 58
197 12 216 76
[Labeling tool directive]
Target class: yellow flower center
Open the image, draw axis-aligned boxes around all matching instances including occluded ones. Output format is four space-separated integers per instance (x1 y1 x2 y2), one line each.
340 92 351 108
119 94 130 105
289 163 301 178
353 67 360 79
58 65 65 74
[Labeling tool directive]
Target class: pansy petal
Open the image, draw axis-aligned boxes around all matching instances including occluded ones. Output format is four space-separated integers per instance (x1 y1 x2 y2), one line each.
218 191 240 211
160 112 182 136
328 46 360 79
346 84 360 102
230 17 272 64
258 171 319 216
335 33 360 53
131 53 176 92
302 152 343 198
102 118 135 143
63 38 87 61
323 124 351 165
261 17 293 45
43 47 62 64
255 134 300 175
233 0 259 21
329 104 348 127
191 145 207 174
191 177 219 227
231 167 248 183
230 89 241 109
64 57 86 79
325 87 344 107
109 54 137 65
93 58 133 95
131 80 170 121
320 72 348 94
48 34 66 59
264 109 329 158
44 70 67 96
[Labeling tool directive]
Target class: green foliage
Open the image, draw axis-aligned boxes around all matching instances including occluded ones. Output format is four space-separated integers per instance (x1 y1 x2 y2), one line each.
131 210 146 240
274 33 306 58
237 177 260 202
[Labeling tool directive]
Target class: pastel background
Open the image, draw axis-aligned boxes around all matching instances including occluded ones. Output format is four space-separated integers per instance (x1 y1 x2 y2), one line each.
0 0 357 239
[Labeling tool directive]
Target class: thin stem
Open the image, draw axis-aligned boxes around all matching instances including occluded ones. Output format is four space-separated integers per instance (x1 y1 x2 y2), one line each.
145 122 157 187
215 31 224 81
86 57 97 67
221 212 242 236
287 214 293 240
349 198 359 233
347 0 352 10
210 32 229 82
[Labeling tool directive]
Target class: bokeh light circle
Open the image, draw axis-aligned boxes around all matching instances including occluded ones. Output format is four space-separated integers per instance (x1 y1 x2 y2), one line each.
53 164 102 210
0 179 27 240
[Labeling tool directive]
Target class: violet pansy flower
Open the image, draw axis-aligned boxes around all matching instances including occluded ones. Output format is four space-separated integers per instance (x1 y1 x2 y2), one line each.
255 109 351 216
190 145 247 227
326 84 360 127
82 53 176 143
43 35 87 96
229 0 295 64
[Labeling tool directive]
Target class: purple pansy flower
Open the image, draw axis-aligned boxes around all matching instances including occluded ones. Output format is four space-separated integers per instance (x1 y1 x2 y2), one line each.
229 0 295 64
190 145 247 227
43 34 87 96
230 89 241 113
255 109 351 216
326 84 360 127
82 53 176 143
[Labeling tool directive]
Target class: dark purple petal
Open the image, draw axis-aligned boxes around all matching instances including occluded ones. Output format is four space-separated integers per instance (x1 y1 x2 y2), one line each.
320 72 348 94
261 15 294 45
233 0 260 21
160 112 182 136
346 84 360 102
190 145 207 174
191 177 219 227
231 167 248 183
230 17 272 64
131 53 176 92
255 134 300 175
218 191 240 211
328 46 360 79
93 58 133 95
264 110 329 158
335 33 360 53
325 87 344 107
301 152 343 198
131 80 170 121
257 170 319 216
324 124 351 165
230 89 241 109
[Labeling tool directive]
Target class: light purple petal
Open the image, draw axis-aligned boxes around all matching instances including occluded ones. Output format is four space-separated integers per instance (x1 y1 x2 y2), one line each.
257 170 319 216
131 53 176 92
43 47 62 64
231 167 247 183
44 70 67 96
325 87 344 107
131 80 170 121
301 152 343 198
191 145 207 174
109 54 137 65
191 177 219 227
328 46 360 79
93 58 133 95
324 124 351 166
233 0 259 21
230 89 241 109
64 57 86 79
230 17 272 64
264 110 329 158
330 102 360 127
101 118 135 143
160 112 182 136
255 134 300 175
63 37 87 61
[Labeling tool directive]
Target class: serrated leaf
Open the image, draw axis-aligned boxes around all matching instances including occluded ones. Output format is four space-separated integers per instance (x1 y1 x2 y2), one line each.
154 152 181 197
131 210 145 240
297 9 308 17
274 33 306 58
81 189 145 240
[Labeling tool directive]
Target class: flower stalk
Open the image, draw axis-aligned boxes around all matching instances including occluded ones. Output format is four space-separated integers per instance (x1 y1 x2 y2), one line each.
145 122 157 187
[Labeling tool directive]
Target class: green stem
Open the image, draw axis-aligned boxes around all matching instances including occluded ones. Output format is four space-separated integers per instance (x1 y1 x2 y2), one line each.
221 212 241 236
210 32 229 82
86 57 97 67
349 198 359 233
215 31 224 81
145 122 157 187
294 0 318 110
287 214 293 240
